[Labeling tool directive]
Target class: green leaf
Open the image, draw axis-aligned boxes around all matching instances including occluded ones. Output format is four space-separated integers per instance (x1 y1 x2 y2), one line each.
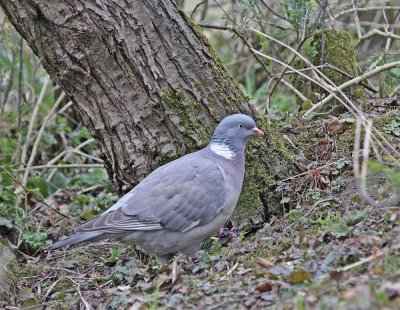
27 175 49 197
23 231 48 250
80 206 94 220
105 247 126 263
0 187 18 206
49 171 68 189
288 269 311 284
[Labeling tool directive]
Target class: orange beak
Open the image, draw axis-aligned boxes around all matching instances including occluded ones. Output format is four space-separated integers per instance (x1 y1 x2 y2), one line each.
252 127 265 136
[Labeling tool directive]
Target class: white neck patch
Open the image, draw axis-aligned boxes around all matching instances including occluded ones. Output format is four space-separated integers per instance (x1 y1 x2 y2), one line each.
209 143 236 160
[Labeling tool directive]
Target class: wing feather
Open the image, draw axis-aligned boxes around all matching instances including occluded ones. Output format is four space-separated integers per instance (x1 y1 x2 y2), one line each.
74 150 229 234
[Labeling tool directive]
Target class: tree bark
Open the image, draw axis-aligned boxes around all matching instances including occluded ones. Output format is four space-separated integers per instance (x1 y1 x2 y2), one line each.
1 0 295 227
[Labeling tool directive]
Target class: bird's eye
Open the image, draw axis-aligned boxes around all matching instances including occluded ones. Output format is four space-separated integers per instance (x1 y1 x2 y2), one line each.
239 124 243 128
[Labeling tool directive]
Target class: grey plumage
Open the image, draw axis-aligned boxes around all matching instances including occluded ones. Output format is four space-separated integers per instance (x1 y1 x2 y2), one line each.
45 114 264 264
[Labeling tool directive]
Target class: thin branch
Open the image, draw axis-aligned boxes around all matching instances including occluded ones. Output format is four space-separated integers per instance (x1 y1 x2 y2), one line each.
259 0 289 22
72 149 103 163
47 139 95 165
22 94 67 186
77 184 105 195
0 164 71 219
17 163 104 172
353 118 400 208
389 84 400 97
0 50 15 113
309 61 400 114
269 36 309 99
20 76 50 164
353 21 400 29
351 0 362 40
198 24 308 102
190 0 207 19
325 243 400 275
324 63 377 93
332 6 400 20
17 37 23 131
281 158 346 182
250 28 400 161
356 28 400 46
304 198 341 217
65 277 94 310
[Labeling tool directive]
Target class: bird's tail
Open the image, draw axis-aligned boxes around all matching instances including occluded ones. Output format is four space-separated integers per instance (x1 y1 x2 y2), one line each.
44 231 104 250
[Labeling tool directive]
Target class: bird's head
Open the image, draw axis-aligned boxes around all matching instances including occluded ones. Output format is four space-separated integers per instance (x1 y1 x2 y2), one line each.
209 114 264 159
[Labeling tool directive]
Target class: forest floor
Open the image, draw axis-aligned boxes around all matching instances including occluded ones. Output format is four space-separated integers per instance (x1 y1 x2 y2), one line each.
1 110 400 309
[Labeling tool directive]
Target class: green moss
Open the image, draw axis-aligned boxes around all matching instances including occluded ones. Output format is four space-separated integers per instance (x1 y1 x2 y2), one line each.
232 119 296 226
177 9 229 77
257 237 293 258
373 110 397 127
351 194 363 204
301 99 313 111
0 240 18 300
295 29 366 114
161 89 210 155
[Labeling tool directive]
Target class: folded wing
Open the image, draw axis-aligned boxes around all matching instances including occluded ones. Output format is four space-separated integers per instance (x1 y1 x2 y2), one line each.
74 152 228 234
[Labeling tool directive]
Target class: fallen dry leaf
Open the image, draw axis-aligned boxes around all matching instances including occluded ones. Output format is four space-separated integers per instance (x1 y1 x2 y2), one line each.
326 118 346 134
255 257 274 269
255 282 274 292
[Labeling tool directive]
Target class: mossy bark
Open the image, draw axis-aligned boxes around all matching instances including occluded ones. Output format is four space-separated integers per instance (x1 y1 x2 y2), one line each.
1 0 296 228
294 29 366 114
0 239 17 301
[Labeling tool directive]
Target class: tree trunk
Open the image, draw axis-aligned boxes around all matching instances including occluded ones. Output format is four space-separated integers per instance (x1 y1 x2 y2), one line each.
1 0 295 227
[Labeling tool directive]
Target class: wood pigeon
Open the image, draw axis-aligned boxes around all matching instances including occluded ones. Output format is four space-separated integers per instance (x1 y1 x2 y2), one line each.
45 114 264 263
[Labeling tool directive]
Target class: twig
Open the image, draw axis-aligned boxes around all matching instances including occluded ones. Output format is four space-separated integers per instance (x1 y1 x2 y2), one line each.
63 276 93 310
259 0 289 22
220 261 239 281
17 37 23 132
332 6 400 20
77 184 105 194
361 7 384 53
17 163 104 172
21 76 50 164
58 99 73 114
250 28 400 161
350 21 400 29
389 84 400 97
0 164 71 219
309 61 400 114
351 0 362 40
47 138 96 165
268 35 309 99
304 198 340 217
72 149 103 163
22 94 67 186
1 50 15 113
337 243 400 272
281 158 346 182
190 0 207 19
356 28 400 46
282 135 301 152
353 118 400 208
198 24 308 102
